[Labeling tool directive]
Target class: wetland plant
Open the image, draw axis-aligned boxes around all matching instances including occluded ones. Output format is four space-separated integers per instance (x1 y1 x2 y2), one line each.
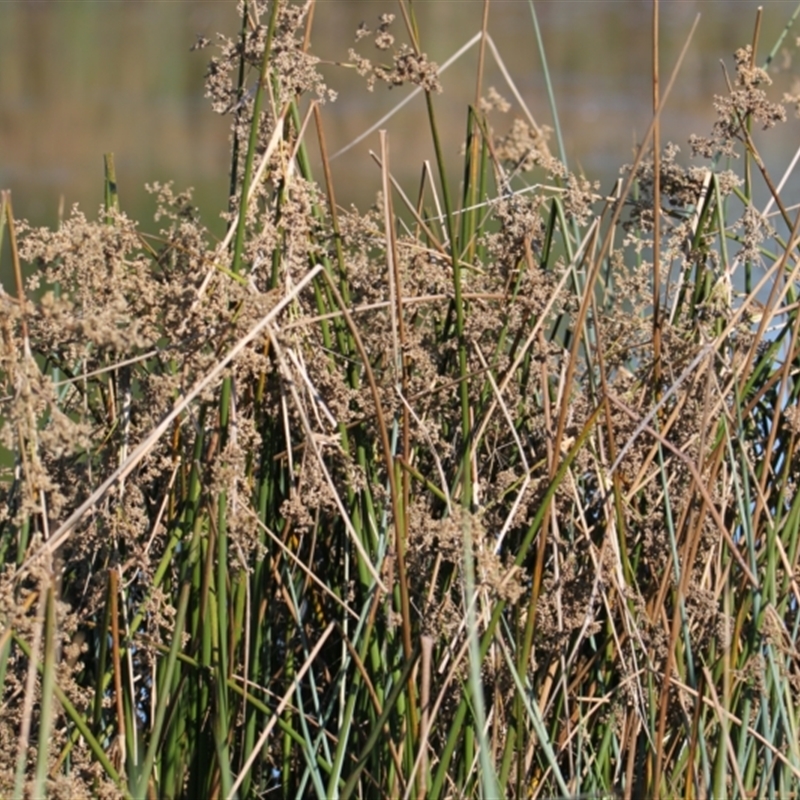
1 1 800 798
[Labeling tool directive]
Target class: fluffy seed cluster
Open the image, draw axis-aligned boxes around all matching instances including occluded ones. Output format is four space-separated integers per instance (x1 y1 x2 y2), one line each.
1 10 797 797
690 44 787 159
348 13 441 93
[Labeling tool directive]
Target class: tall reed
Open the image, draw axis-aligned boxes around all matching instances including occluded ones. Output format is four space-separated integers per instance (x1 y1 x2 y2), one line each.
2 1 800 798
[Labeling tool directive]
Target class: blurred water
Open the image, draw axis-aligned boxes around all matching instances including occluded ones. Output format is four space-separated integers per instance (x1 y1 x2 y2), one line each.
1 0 799 241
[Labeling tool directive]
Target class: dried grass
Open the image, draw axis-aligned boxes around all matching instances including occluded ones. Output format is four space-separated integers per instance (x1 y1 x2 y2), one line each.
2 1 800 799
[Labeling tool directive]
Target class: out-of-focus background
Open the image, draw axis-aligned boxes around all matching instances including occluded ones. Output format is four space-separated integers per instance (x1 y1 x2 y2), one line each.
2 0 799 242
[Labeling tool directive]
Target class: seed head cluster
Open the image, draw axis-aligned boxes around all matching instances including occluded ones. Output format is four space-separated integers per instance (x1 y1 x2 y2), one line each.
1 3 798 796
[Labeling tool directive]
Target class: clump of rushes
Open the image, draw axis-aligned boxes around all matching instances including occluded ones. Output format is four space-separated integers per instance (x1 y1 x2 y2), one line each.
2 1 800 798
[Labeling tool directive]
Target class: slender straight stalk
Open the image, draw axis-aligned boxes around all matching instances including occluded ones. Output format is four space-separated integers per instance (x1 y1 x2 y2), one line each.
652 0 663 389
423 90 473 511
230 0 281 278
32 586 56 800
134 583 191 799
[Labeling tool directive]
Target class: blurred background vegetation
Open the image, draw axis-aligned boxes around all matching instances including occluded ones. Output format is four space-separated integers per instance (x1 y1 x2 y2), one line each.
2 0 799 243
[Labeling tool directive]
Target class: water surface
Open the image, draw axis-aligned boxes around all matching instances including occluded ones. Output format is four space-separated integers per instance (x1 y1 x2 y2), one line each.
1 0 798 240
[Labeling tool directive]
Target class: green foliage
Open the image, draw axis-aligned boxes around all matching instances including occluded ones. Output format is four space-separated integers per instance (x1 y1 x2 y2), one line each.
2 2 800 798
